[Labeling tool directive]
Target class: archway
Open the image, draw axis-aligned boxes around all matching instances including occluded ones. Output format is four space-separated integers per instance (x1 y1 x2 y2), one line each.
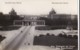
14 20 45 26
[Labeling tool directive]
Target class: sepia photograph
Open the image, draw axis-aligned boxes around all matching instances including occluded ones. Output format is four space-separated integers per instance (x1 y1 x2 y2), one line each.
0 0 78 50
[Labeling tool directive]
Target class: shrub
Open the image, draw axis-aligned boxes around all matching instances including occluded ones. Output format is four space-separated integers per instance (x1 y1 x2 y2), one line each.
67 35 73 38
73 35 78 39
51 34 55 36
63 34 67 38
39 34 44 37
46 33 50 36
58 33 63 37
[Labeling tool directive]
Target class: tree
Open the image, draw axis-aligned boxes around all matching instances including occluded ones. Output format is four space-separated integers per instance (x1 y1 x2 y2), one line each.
67 35 72 38
58 33 63 37
46 33 50 36
9 8 17 15
63 34 67 38
0 12 4 20
9 8 22 20
0 12 7 26
72 15 77 30
73 35 78 39
9 8 17 20
48 8 56 18
39 34 44 37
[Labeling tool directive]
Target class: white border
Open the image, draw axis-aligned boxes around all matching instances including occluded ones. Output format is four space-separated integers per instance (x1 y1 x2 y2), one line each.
78 0 79 50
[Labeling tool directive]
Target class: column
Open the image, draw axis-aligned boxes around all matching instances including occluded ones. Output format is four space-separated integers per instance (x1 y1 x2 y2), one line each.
13 21 15 25
43 21 45 25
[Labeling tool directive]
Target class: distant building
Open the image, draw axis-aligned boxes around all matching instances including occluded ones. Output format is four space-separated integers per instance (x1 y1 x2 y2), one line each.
19 15 47 20
14 15 45 26
48 8 77 30
48 8 77 20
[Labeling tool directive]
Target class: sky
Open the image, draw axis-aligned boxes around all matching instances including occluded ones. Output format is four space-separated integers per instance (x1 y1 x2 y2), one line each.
0 0 78 15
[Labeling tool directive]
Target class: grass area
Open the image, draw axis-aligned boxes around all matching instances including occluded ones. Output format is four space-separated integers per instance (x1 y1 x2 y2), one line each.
35 26 67 30
35 26 77 30
33 35 78 50
33 35 77 46
0 25 21 31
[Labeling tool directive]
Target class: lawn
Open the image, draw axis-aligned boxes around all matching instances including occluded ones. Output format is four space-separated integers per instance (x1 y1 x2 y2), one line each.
33 35 77 46
35 26 67 30
35 26 77 30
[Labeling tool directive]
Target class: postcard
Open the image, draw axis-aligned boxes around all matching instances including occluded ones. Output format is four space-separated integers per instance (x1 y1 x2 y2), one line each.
0 0 78 50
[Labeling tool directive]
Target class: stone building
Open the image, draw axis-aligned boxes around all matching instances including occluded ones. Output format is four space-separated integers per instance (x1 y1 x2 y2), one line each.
48 8 77 30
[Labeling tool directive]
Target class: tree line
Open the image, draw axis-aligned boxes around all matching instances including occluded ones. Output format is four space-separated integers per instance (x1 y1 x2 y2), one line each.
38 16 77 30
0 11 23 26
